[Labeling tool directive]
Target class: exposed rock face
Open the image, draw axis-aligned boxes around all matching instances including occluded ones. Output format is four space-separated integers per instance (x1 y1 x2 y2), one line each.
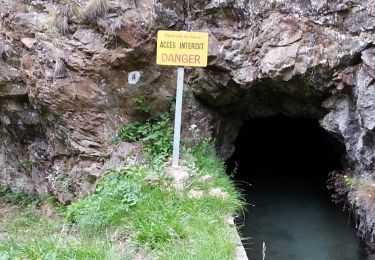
321 48 375 177
0 0 177 201
186 1 375 165
0 0 374 241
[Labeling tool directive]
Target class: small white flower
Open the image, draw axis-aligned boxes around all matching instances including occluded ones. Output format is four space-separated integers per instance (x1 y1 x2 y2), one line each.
189 124 197 131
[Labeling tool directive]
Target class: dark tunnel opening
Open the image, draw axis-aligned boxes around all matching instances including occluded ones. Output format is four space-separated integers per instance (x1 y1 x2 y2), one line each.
227 115 344 192
226 115 364 260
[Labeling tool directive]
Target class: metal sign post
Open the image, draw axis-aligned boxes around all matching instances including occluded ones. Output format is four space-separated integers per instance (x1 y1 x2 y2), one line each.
172 67 184 167
156 30 208 168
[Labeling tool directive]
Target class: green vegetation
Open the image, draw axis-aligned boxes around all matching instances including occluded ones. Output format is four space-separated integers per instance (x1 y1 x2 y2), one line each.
66 166 142 230
0 188 124 259
120 113 173 161
0 115 243 259
0 205 123 259
133 97 152 114
66 138 242 259
329 171 375 244
138 139 242 259
20 159 33 170
0 185 39 206
344 175 358 188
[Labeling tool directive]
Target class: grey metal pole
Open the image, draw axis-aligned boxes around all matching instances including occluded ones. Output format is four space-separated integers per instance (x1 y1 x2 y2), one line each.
172 67 185 167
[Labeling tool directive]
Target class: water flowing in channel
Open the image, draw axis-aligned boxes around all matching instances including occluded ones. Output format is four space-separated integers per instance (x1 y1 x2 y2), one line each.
227 116 365 260
238 172 364 260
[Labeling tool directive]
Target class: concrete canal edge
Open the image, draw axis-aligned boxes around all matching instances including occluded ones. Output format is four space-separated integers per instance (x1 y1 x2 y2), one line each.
228 216 248 260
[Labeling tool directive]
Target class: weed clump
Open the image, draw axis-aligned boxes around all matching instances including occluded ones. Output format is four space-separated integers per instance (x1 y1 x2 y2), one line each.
328 171 375 244
84 0 109 22
0 205 121 259
60 0 82 18
0 185 39 206
49 0 82 35
54 58 67 78
52 12 69 35
120 113 173 161
67 167 143 229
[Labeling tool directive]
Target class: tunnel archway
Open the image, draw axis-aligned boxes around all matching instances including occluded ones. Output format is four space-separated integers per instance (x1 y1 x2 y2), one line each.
227 115 364 260
227 115 344 189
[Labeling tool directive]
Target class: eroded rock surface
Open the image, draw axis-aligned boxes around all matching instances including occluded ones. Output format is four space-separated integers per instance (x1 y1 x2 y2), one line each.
0 0 177 199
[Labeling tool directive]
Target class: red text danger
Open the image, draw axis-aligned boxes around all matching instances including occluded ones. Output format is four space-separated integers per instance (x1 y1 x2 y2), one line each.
162 54 201 64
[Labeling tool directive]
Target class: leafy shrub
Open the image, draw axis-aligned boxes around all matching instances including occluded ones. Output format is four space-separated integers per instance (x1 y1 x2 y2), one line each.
344 176 359 188
120 114 173 160
0 185 39 206
119 121 144 142
66 166 143 229
133 97 151 114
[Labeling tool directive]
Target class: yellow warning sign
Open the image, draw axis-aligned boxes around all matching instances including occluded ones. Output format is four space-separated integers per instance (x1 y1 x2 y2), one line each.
156 30 209 67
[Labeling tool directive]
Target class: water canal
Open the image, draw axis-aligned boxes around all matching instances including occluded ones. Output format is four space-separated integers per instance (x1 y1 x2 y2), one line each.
227 116 365 260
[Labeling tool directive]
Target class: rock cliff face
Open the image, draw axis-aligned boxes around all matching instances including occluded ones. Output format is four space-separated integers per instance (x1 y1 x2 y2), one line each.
0 0 374 241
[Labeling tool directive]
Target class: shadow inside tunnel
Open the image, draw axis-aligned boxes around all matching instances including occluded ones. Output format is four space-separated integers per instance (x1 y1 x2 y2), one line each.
226 115 364 260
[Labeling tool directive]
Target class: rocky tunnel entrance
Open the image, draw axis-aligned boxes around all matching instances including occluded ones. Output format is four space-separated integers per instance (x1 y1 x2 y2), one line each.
226 115 364 260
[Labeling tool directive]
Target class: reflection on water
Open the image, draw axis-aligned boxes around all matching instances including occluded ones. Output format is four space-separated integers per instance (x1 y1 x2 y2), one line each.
227 116 366 260
239 175 364 260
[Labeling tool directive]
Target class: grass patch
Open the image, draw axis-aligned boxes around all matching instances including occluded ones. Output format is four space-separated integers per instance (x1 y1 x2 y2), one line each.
0 185 39 206
0 203 124 259
67 138 243 259
130 188 241 259
51 12 69 35
67 166 143 230
0 117 243 259
60 0 82 18
84 0 109 22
